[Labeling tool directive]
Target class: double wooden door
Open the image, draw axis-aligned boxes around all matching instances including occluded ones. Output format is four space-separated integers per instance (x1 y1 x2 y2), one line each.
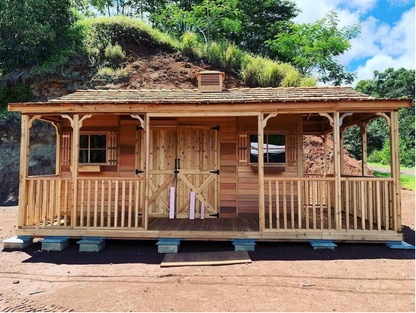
137 126 219 218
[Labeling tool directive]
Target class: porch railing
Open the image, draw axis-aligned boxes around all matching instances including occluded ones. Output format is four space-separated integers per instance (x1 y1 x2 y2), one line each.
265 177 397 232
341 177 395 231
22 177 144 229
265 178 335 230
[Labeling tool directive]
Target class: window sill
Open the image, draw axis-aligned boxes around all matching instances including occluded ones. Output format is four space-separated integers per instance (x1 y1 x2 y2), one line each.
251 165 285 173
71 165 103 172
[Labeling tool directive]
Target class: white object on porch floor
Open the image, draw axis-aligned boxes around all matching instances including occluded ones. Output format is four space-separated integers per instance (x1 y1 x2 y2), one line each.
189 191 195 220
169 186 175 219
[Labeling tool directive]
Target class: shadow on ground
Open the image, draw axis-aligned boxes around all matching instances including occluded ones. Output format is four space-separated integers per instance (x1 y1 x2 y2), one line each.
14 233 415 265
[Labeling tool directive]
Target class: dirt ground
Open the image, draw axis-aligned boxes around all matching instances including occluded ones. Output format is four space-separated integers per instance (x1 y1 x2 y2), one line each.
0 190 414 312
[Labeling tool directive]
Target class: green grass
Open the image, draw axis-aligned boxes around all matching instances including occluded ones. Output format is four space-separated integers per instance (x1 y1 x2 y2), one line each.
373 171 415 191
368 162 415 171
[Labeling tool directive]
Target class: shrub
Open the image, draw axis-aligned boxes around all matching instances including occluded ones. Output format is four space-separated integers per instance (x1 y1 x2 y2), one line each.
368 141 391 165
95 67 128 81
105 44 125 64
182 32 201 58
224 44 244 74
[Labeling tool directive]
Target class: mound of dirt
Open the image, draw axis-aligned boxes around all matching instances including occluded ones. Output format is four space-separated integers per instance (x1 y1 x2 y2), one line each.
303 135 373 176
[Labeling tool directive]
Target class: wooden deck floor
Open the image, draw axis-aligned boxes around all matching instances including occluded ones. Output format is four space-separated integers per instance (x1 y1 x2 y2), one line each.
147 217 260 232
40 210 388 232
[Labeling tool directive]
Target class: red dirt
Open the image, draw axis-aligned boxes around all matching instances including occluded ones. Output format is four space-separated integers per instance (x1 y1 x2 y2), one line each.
0 189 414 312
303 135 373 176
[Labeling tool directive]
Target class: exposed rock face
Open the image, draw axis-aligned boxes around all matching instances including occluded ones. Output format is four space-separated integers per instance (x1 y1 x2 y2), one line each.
0 116 55 205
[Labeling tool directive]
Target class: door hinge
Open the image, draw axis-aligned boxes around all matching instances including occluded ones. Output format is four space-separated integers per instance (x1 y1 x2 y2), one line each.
209 213 220 218
210 125 220 131
136 125 143 130
209 169 220 175
135 169 143 175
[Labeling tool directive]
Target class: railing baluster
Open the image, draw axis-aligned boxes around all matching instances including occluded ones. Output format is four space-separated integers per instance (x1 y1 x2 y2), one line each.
312 181 316 230
135 180 139 228
64 180 69 227
101 180 105 227
50 180 55 226
327 181 332 230
376 181 381 231
320 181 324 230
128 180 133 228
353 181 357 230
268 181 272 230
384 181 389 230
57 180 62 227
42 180 48 227
345 181 349 230
290 181 294 229
107 180 112 227
121 180 126 227
305 181 309 230
297 181 302 230
35 180 41 228
94 180 98 227
87 180 91 227
361 181 366 230
114 180 119 227
283 181 287 229
275 181 280 229
368 181 373 231
80 180 85 227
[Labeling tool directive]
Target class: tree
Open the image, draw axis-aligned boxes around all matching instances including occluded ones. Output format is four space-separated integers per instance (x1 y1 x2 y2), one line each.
155 0 241 57
267 11 360 85
354 68 415 167
226 0 298 56
0 0 74 74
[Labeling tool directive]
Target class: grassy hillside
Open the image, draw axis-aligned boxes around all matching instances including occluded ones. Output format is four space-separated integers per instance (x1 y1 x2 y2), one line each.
0 16 316 115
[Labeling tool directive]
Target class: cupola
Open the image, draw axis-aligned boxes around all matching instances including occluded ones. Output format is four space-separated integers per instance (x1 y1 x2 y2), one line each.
196 71 225 92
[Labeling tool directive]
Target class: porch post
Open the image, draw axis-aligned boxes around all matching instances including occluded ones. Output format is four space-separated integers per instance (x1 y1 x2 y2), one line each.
361 122 368 176
390 111 401 232
323 133 328 176
52 123 62 176
71 114 80 227
18 115 30 228
333 112 342 229
143 113 150 230
340 128 346 175
258 113 265 232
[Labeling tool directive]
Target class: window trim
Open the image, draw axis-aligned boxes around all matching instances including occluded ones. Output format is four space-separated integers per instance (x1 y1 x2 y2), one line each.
248 131 287 166
79 131 109 165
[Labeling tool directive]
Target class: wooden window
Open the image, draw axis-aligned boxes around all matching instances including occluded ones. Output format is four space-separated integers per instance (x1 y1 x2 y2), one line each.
79 133 108 165
250 133 286 164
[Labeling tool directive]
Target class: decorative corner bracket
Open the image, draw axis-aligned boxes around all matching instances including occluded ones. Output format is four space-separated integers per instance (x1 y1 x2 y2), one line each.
28 115 42 129
375 112 391 127
79 114 92 129
131 114 145 129
318 113 334 127
262 113 278 129
61 115 75 128
339 112 353 127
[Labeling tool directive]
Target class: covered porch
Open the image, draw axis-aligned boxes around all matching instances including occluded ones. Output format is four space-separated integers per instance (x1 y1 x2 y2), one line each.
12 106 405 242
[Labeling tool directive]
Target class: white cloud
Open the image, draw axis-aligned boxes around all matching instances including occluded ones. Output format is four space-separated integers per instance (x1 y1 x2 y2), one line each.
350 7 415 85
387 0 412 6
293 1 415 86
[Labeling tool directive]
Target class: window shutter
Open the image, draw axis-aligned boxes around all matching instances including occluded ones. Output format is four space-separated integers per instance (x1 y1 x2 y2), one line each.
62 131 71 166
238 131 248 165
287 130 297 166
108 131 117 165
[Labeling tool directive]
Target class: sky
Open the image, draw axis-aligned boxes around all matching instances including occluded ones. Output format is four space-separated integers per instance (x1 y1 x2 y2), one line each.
293 0 415 86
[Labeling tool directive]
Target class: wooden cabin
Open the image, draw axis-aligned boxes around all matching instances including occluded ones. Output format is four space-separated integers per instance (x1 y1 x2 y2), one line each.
8 71 413 244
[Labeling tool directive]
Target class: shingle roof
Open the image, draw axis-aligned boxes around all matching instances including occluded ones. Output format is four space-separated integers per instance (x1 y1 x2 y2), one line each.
47 86 379 104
